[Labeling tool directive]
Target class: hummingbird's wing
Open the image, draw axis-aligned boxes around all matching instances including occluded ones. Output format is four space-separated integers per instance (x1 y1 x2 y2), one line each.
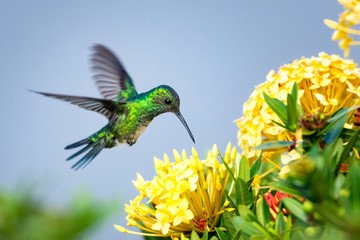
32 91 121 120
91 44 138 101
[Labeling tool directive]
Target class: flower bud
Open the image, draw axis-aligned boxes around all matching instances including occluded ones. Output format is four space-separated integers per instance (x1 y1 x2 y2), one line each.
212 144 218 157
114 225 127 232
230 147 237 162
182 149 188 160
225 142 231 156
192 147 198 160
164 153 170 165
173 149 181 162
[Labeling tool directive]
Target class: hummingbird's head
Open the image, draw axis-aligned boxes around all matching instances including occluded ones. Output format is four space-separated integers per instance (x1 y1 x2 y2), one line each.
151 85 195 143
152 85 181 113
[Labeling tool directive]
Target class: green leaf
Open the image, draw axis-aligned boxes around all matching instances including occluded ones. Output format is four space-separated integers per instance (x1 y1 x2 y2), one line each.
292 82 304 121
268 180 308 199
251 237 267 240
263 92 288 124
291 82 298 103
281 198 307 222
347 163 360 212
223 211 236 236
325 138 344 171
191 230 201 240
328 107 351 123
233 216 244 230
287 93 298 131
231 230 242 240
202 228 208 240
252 141 293 150
250 151 262 179
283 214 292 240
210 236 219 240
340 128 360 150
256 196 272 226
272 120 291 131
237 205 259 223
224 188 240 215
252 222 274 239
237 222 264 237
235 178 251 206
338 128 360 167
275 213 286 234
318 105 359 136
323 113 347 144
341 128 354 137
221 153 236 181
215 228 230 240
239 154 250 182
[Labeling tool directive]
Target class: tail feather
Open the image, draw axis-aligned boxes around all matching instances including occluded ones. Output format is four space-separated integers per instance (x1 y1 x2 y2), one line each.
66 141 96 161
65 138 91 149
65 125 113 170
71 141 105 170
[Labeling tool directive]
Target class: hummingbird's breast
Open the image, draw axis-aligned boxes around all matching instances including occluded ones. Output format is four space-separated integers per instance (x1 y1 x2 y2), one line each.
113 99 155 145
130 122 152 143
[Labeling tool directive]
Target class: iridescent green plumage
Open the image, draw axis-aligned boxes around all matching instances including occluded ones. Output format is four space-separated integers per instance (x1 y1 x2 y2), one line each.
33 44 195 170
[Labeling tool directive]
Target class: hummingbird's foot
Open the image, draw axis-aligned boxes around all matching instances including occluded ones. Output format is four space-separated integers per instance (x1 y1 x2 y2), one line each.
127 140 135 146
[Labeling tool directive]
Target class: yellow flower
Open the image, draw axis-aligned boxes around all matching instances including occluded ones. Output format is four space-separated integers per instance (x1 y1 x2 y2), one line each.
235 53 360 164
114 143 237 237
324 0 360 57
279 150 302 178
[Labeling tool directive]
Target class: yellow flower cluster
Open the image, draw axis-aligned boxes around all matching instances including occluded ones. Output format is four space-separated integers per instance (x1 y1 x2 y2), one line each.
324 0 360 57
114 144 237 237
235 52 360 163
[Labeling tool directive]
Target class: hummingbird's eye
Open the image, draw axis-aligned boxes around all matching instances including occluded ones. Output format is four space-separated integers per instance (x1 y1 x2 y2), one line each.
165 98 172 105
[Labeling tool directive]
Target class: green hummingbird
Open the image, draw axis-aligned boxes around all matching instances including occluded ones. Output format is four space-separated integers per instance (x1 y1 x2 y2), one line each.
33 44 195 170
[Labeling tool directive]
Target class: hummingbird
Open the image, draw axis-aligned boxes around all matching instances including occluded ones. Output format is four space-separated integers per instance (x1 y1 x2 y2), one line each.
33 44 195 170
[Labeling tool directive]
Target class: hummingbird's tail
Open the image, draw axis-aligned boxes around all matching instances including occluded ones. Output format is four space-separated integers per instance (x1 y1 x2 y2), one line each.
65 125 114 170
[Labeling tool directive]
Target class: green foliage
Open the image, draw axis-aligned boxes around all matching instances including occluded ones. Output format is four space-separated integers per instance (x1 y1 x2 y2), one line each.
281 198 307 223
0 188 116 240
190 83 360 240
250 151 262 179
252 141 294 151
263 82 302 133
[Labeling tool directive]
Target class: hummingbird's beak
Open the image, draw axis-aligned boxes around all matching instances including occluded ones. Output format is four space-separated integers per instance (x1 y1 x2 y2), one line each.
175 112 195 143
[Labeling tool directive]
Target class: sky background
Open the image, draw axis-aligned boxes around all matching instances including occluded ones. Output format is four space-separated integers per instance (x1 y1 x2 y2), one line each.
1 0 358 239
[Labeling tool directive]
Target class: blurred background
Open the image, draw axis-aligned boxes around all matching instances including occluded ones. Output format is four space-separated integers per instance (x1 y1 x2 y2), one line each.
0 0 355 239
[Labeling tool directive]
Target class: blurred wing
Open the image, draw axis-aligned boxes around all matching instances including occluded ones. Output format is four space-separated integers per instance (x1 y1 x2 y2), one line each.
32 91 119 120
91 44 138 101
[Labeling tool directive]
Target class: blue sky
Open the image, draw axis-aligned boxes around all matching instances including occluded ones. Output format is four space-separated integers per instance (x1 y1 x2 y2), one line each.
0 0 355 239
